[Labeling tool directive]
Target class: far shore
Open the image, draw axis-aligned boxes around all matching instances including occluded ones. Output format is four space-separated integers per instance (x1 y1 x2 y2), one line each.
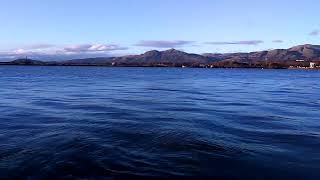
0 63 319 70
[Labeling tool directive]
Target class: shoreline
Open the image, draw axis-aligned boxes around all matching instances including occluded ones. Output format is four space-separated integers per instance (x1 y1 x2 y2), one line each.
0 64 319 70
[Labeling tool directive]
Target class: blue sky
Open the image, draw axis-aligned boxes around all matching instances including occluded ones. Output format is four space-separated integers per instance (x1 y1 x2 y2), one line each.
0 0 319 60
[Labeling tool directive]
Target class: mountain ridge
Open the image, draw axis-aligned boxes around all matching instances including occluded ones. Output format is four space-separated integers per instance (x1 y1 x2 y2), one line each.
1 44 320 68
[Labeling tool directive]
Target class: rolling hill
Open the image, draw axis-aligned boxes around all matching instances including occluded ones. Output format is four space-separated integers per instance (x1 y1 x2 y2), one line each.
1 44 320 68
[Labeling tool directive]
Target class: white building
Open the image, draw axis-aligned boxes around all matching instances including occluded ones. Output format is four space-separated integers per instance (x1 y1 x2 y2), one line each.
310 62 316 69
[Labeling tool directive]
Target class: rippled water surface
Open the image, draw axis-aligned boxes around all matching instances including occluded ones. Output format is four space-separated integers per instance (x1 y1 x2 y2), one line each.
0 66 319 179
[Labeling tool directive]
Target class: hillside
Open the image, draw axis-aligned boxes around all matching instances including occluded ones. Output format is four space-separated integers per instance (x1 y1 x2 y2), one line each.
204 44 320 63
1 44 320 68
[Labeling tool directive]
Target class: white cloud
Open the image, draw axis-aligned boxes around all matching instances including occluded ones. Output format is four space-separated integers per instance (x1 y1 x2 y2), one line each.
13 49 30 55
0 43 128 61
64 44 127 53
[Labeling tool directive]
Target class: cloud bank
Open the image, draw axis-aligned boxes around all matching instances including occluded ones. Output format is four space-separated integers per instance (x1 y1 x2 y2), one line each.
63 44 127 53
206 40 264 45
0 43 128 61
135 40 194 48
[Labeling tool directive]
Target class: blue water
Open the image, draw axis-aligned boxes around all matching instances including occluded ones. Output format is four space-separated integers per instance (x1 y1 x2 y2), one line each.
0 66 319 179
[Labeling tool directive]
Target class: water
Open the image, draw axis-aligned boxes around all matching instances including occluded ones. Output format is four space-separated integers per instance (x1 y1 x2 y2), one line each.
0 66 319 179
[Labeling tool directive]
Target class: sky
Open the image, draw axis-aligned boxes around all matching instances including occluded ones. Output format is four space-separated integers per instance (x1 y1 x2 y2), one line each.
0 0 319 61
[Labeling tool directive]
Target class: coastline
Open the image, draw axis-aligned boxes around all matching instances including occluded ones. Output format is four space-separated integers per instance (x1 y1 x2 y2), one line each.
0 64 319 70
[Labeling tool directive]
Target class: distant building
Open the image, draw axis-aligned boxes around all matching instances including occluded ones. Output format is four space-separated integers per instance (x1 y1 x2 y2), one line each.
310 62 316 69
296 60 305 62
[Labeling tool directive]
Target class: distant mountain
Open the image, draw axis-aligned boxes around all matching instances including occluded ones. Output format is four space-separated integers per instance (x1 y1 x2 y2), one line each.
1 44 320 68
7 59 45 65
204 44 320 63
47 49 213 67
112 49 214 66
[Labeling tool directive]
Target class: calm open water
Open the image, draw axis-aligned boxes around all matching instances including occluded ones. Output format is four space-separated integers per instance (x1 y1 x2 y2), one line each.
0 66 319 179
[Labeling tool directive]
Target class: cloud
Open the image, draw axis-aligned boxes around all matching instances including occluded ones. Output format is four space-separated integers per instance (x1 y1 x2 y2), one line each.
309 30 319 36
0 43 128 61
135 40 194 48
26 44 55 49
64 44 127 53
206 40 264 45
272 40 284 43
